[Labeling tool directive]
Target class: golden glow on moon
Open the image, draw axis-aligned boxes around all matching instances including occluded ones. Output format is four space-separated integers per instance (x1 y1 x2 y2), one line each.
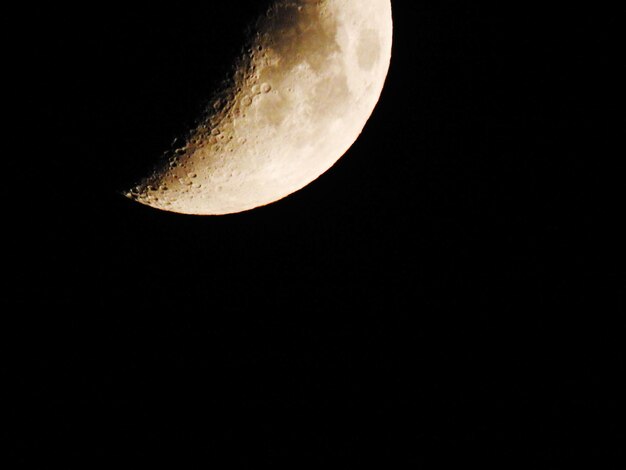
126 0 393 215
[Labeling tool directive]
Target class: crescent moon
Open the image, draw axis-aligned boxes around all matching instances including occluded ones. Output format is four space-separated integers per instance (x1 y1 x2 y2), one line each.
125 0 393 215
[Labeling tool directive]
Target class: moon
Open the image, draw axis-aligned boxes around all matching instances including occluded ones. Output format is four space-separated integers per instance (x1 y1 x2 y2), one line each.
125 0 393 215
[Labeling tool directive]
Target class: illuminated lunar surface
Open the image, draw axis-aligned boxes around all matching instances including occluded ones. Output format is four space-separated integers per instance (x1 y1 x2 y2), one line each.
126 0 393 215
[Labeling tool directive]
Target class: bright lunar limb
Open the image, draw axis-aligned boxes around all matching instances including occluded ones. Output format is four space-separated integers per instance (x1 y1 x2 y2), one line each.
125 0 393 215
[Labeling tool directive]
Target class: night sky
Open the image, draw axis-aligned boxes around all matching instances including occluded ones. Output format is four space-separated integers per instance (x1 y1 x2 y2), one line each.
8 2 624 467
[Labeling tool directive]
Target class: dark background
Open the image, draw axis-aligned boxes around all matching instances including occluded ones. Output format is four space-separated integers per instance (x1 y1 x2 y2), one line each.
7 1 624 468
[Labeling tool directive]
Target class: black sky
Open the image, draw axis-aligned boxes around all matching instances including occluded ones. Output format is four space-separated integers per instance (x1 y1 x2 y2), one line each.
7 2 624 468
